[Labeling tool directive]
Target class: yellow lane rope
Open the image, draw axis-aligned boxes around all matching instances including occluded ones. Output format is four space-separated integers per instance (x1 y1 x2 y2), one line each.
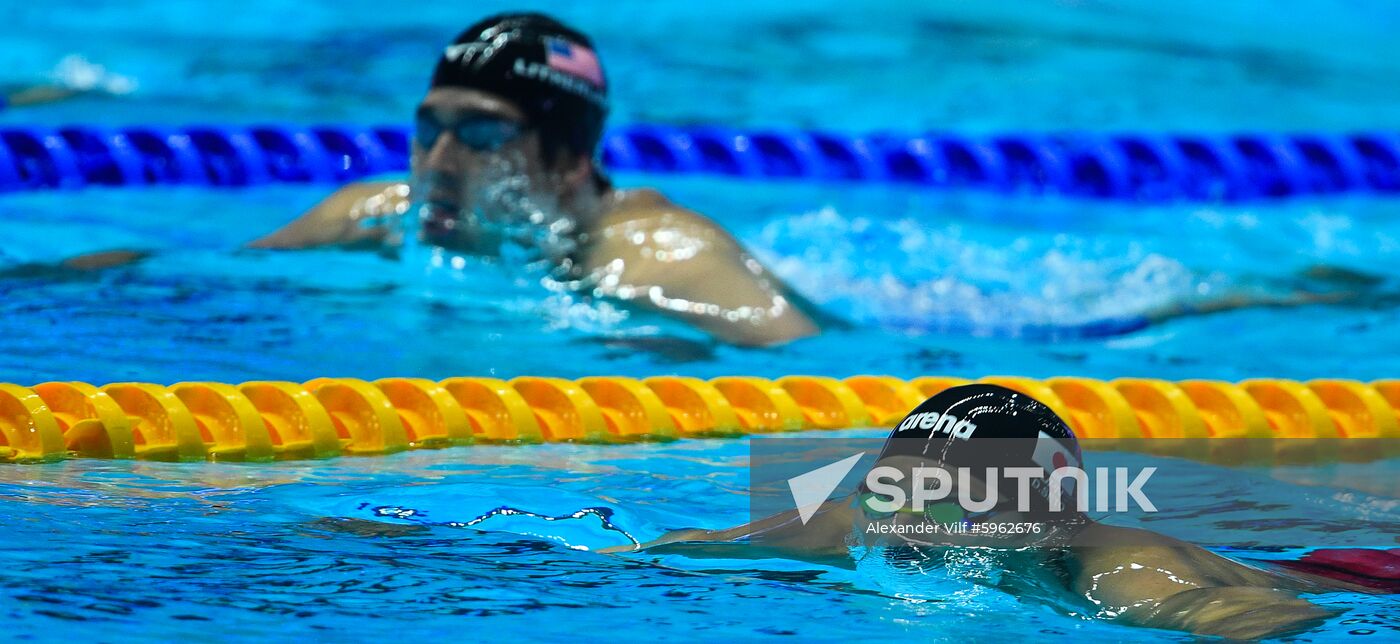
1 375 1396 463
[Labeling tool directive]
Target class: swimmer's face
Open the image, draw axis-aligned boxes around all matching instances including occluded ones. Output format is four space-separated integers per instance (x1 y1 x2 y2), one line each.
411 88 557 249
856 455 1046 550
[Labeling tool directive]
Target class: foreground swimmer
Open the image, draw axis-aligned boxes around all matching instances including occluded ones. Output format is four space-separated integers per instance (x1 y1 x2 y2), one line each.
608 384 1366 640
248 13 822 347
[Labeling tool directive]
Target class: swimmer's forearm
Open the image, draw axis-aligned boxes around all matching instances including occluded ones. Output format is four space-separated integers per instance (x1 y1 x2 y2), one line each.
603 504 852 560
1144 262 1384 325
601 526 851 567
596 527 754 555
3 84 84 107
1126 586 1338 640
247 180 401 249
632 523 774 550
604 506 812 553
59 249 151 271
1144 290 1356 325
0 249 151 279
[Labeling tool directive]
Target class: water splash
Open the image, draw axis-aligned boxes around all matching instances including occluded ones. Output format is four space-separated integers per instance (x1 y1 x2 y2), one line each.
367 503 642 551
49 54 138 94
751 206 1230 337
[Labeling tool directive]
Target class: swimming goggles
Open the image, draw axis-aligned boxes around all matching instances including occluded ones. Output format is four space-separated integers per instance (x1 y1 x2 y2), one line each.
414 110 528 153
857 492 994 524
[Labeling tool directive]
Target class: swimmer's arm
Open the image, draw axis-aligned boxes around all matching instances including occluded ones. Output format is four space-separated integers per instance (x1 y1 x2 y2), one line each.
28 182 404 270
655 258 820 347
1072 527 1338 639
1143 289 1354 324
599 501 855 566
2 84 84 107
597 511 798 554
0 249 152 278
1126 586 1338 640
246 180 403 249
1143 263 1387 325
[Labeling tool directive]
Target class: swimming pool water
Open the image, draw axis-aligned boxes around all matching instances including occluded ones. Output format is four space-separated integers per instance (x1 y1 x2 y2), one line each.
5 179 1400 384
4 0 1400 383
2 0 1398 640
0 436 1395 641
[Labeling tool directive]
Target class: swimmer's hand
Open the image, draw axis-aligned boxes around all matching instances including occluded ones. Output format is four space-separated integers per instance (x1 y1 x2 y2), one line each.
0 249 151 279
1131 586 1340 640
597 501 856 566
1144 262 1390 325
1143 289 1359 324
1297 263 1385 288
3 84 85 107
60 249 151 271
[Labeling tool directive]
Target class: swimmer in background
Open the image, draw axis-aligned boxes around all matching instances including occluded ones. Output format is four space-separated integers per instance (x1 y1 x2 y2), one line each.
2 56 138 110
29 14 1375 345
240 12 1368 344
248 13 824 347
606 384 1379 640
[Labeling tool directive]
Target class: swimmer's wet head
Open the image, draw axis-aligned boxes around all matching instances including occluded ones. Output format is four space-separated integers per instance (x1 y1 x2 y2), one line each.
412 12 610 257
618 385 1361 639
855 384 1090 550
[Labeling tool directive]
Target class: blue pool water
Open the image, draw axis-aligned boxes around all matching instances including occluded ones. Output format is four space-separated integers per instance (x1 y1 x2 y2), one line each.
0 436 1397 642
2 0 1399 640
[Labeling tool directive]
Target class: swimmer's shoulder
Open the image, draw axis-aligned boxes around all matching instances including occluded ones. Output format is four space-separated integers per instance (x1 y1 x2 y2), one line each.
1068 523 1300 590
1069 524 1218 571
583 187 831 344
591 188 843 332
591 188 738 244
577 188 744 271
248 180 407 249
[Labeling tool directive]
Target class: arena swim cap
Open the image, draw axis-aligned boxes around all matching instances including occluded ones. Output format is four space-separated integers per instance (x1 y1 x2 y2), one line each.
869 383 1085 523
429 13 608 166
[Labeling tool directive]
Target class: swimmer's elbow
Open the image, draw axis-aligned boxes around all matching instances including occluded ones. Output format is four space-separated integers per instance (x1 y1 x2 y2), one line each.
246 218 333 250
247 216 387 250
1128 586 1338 640
250 181 401 250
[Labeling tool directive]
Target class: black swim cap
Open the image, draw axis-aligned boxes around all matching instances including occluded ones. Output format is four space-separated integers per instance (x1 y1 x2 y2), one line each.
429 13 608 165
873 383 1084 517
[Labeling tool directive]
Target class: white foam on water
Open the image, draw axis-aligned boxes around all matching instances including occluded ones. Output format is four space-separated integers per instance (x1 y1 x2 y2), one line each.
49 54 138 94
750 206 1224 336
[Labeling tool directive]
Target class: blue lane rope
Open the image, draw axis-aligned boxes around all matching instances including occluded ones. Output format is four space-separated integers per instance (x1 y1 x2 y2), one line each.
1 124 1398 201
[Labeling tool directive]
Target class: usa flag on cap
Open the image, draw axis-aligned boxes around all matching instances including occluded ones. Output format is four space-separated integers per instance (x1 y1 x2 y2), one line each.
545 36 604 89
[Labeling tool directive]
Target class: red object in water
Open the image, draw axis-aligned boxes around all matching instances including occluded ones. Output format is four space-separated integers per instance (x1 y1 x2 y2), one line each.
1275 548 1400 592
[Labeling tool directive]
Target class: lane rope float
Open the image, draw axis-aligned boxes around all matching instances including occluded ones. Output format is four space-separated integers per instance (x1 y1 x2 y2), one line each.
0 375 1396 465
2 124 1397 201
